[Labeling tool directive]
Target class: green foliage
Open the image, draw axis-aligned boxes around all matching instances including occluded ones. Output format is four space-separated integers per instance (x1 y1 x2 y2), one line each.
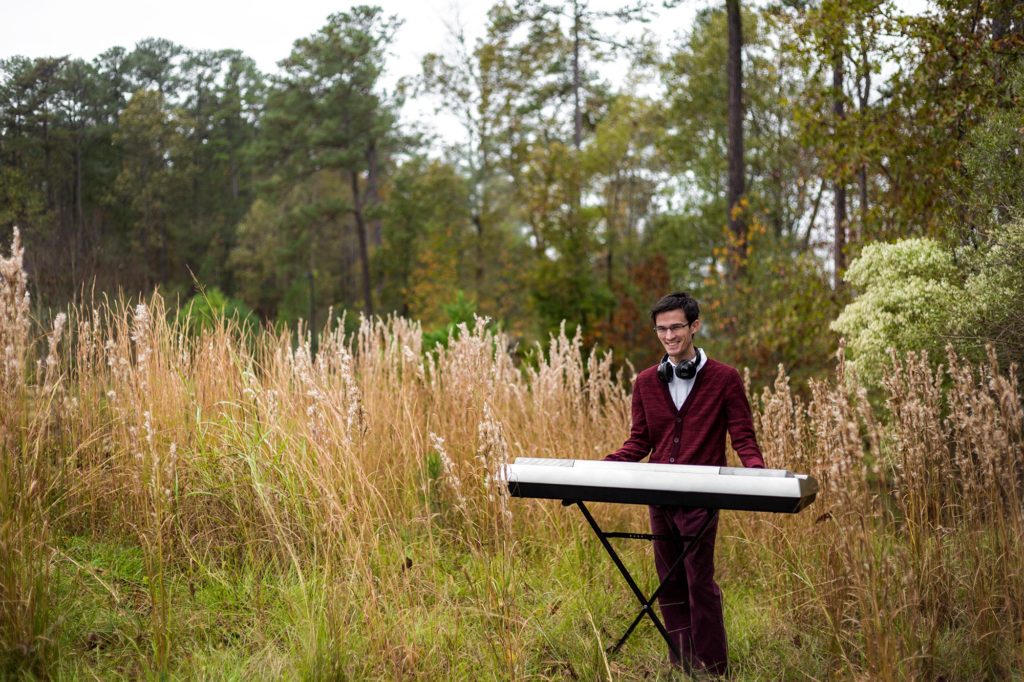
229 171 354 325
662 6 815 241
531 246 615 339
0 46 264 303
879 0 1024 238
112 89 194 286
422 290 490 351
227 198 291 319
374 157 472 322
833 215 1024 381
702 228 840 387
0 166 48 229
251 6 404 316
176 286 254 335
953 63 1024 236
831 238 959 382
424 450 442 481
2 0 1023 384
419 17 530 328
956 218 1024 367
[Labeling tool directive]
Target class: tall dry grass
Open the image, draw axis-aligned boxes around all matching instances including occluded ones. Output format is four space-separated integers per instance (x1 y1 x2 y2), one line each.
740 344 1024 680
1 229 70 675
1 227 1022 678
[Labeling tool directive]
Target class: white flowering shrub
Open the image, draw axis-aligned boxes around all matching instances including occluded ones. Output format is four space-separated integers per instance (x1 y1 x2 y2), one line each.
831 238 960 383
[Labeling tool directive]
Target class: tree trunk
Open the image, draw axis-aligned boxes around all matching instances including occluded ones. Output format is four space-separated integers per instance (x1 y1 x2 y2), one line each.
857 20 871 244
350 171 374 315
74 128 84 286
472 212 485 290
572 0 583 151
43 108 54 211
726 0 746 274
192 80 204 233
308 269 316 352
365 140 383 247
804 178 826 250
569 1 584 217
833 49 847 290
474 123 491 293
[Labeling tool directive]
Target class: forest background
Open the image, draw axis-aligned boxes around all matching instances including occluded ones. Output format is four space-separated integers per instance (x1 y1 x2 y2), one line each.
3 0 1021 381
3 0 1024 679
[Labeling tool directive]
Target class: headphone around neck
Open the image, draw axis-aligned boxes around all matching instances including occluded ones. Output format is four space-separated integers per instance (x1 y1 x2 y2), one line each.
657 348 702 383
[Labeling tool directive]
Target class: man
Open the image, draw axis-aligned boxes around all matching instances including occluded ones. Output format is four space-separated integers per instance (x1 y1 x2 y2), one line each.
605 291 764 675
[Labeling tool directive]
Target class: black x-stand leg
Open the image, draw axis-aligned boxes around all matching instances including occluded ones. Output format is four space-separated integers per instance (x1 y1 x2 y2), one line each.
563 499 719 670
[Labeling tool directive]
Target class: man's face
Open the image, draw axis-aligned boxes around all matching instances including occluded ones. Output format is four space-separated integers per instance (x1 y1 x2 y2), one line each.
653 309 700 363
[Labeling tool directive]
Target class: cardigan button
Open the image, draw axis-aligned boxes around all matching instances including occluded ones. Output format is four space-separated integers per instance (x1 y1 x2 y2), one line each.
673 437 679 443
669 458 675 463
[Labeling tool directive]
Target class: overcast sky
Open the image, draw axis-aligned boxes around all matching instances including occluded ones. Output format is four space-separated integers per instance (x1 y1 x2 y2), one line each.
1 0 494 81
3 0 706 143
1 0 929 143
0 1 713 81
1 0 932 75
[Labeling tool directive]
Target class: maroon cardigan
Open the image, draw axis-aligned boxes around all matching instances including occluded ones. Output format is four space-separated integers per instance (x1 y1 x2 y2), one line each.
607 358 765 468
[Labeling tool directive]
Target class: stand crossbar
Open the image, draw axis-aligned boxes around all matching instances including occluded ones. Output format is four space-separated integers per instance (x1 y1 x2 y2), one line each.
562 499 719 666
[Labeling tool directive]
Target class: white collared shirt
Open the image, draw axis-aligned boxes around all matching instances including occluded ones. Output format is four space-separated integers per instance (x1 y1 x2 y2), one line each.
668 348 707 410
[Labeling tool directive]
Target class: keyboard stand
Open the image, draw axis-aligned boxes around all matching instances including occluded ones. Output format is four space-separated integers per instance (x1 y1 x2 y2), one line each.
562 499 719 670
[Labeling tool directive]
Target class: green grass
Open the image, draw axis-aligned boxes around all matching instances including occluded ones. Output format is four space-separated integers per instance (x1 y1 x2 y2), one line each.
27 521 820 681
7 504 1023 680
49 537 284 680
23 524 771 680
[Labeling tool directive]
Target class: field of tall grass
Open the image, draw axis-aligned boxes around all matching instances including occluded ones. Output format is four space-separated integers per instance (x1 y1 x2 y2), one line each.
2 229 1023 680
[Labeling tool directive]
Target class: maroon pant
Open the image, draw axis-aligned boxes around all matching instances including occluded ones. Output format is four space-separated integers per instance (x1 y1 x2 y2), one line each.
648 506 728 674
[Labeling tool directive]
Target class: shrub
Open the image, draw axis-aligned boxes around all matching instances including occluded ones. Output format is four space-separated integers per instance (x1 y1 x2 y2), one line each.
956 218 1024 368
176 286 255 335
830 238 960 383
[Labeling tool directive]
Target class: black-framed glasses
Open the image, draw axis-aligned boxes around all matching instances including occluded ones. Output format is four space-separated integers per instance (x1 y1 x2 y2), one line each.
653 322 692 336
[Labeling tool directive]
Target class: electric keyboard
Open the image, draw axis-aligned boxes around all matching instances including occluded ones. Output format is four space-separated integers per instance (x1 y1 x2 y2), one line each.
504 457 817 513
